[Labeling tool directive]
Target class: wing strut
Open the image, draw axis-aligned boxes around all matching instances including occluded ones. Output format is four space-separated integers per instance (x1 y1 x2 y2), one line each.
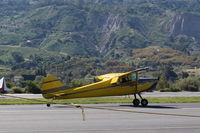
133 67 149 93
135 72 138 92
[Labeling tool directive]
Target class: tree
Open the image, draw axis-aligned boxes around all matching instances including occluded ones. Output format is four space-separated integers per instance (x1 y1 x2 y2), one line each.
163 65 178 82
35 67 47 76
157 76 169 90
12 52 24 63
182 72 189 79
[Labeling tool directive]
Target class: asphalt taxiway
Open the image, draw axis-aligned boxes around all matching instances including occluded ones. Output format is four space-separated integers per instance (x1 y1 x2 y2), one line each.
0 103 200 133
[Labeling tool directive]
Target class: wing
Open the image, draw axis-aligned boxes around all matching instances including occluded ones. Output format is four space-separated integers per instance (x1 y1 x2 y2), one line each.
96 68 148 81
109 67 149 84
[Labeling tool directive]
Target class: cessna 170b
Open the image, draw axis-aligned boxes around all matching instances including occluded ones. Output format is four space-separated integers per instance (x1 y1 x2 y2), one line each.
40 68 159 107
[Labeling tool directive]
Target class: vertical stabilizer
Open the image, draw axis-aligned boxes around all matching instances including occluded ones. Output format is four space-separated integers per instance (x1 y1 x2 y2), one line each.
0 77 10 92
40 76 65 99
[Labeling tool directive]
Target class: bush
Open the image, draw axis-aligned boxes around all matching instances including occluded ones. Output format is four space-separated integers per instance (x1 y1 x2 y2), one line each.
160 87 181 92
6 82 12 88
12 87 26 93
69 79 84 88
34 76 44 87
157 76 169 90
170 87 181 92
175 77 200 92
160 88 171 92
187 85 199 92
25 81 41 94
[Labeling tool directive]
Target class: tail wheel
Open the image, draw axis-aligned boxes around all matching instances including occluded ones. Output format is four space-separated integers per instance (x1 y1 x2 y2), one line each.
133 99 140 106
141 99 148 107
47 103 51 107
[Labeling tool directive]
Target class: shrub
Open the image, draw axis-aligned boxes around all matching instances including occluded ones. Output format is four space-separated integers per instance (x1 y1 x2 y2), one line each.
160 88 171 92
69 79 84 87
157 76 169 90
159 87 181 92
170 87 181 92
12 87 26 93
175 77 200 92
187 85 199 92
25 81 41 94
6 82 12 88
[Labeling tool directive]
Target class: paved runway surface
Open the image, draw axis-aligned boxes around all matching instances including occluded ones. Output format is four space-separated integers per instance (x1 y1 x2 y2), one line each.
0 103 200 133
1 92 200 99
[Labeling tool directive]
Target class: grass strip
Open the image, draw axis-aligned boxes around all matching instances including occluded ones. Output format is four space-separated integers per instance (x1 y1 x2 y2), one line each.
0 97 200 105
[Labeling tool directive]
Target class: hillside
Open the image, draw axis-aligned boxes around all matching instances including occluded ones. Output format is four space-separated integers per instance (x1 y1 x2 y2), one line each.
129 46 200 66
0 0 200 55
0 0 200 79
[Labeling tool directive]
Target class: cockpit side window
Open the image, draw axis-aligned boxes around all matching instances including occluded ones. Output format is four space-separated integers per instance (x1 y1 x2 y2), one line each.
120 75 132 83
132 73 137 81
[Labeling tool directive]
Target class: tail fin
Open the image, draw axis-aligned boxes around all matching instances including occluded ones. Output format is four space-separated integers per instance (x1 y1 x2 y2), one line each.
0 77 10 93
40 76 65 99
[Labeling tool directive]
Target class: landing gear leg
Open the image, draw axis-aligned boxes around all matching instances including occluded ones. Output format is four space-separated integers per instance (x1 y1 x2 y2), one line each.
138 93 148 107
132 93 148 107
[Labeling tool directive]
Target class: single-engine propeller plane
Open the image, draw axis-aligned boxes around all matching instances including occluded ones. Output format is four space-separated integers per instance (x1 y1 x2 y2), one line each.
40 68 159 107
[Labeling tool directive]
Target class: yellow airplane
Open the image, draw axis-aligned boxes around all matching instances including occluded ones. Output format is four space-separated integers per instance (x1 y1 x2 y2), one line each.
40 68 159 107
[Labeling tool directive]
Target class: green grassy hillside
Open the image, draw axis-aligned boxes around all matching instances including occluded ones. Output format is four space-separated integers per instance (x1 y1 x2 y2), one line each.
0 0 200 84
0 0 200 57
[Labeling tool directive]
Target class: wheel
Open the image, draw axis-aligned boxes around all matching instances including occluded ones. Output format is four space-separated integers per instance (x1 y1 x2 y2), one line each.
141 99 148 107
47 103 51 107
133 99 140 106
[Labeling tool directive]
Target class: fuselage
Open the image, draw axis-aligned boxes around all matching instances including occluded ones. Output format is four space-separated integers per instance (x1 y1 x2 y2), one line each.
42 77 158 100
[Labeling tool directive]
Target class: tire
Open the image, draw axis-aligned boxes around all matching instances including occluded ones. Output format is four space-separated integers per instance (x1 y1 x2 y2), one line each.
141 99 148 107
47 103 51 107
133 99 140 106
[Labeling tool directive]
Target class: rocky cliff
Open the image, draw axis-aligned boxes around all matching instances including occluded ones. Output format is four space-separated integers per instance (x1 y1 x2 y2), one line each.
164 13 200 42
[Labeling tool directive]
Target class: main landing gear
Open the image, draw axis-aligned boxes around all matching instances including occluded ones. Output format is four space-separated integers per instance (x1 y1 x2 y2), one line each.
132 93 148 107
